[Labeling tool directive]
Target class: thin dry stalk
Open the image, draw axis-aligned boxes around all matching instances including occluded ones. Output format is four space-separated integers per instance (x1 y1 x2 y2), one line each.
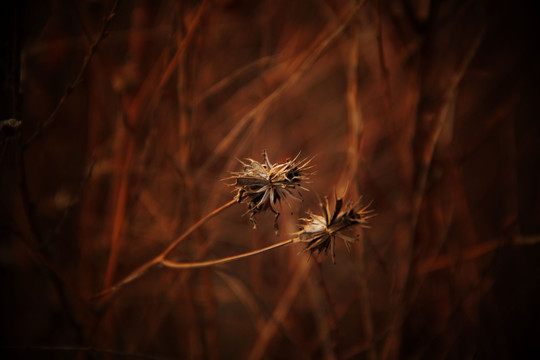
404 164 458 312
415 240 502 276
375 0 392 108
197 0 366 177
216 270 270 332
103 0 164 291
156 0 208 93
314 261 341 359
176 0 191 172
185 278 205 360
14 1 119 340
103 139 135 288
124 0 208 130
175 10 218 349
411 27 485 229
96 199 237 297
161 239 293 269
382 26 486 360
355 239 378 360
248 259 311 360
196 56 276 105
337 21 362 195
24 0 120 148
307 268 338 360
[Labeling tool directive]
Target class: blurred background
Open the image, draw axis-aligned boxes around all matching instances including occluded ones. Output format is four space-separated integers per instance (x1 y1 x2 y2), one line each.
1 0 539 359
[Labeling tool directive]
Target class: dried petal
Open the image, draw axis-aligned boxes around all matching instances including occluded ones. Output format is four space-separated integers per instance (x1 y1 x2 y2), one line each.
294 195 374 263
230 150 312 232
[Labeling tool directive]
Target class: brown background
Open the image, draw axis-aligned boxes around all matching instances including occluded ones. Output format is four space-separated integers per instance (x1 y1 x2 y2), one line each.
1 0 539 359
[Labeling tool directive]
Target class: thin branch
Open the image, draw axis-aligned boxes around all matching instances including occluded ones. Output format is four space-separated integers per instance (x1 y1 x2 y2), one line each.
314 260 341 359
376 0 392 108
96 199 237 297
197 0 366 177
414 232 540 277
248 259 312 360
338 16 362 195
24 0 120 148
128 0 209 126
161 239 293 269
102 139 134 288
195 56 276 105
411 26 485 229
355 239 378 360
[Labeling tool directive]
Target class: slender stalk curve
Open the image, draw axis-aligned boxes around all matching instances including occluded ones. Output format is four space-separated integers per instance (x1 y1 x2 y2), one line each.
161 199 237 258
161 239 293 269
95 199 237 298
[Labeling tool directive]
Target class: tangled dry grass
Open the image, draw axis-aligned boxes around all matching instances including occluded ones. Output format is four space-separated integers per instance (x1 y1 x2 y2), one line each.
1 0 539 359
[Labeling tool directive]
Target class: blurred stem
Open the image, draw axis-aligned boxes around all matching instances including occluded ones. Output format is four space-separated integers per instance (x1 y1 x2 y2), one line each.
248 259 312 360
338 15 362 196
197 0 366 177
314 260 340 359
161 239 293 269
24 0 120 148
96 199 237 297
176 3 217 355
411 27 485 230
355 238 378 360
376 0 392 108
103 138 135 289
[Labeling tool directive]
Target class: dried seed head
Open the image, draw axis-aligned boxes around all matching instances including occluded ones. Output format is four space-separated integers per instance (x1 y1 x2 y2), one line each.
230 150 312 232
294 195 374 263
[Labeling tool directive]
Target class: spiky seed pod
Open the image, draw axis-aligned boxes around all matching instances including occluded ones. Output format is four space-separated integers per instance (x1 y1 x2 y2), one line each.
230 150 312 233
294 196 374 263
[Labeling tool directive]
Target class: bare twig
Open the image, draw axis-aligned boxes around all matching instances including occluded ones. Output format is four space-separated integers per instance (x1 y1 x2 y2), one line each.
196 56 276 105
248 259 312 360
102 139 135 288
314 260 341 360
161 239 293 269
382 25 486 360
411 27 485 229
197 0 367 177
375 0 392 108
24 0 120 147
96 199 237 297
128 0 209 127
355 239 378 360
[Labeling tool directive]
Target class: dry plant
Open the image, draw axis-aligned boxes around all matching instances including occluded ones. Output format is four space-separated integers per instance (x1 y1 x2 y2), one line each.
1 0 539 359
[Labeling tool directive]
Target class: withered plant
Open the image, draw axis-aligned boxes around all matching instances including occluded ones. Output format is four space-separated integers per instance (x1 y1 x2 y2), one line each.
2 0 538 359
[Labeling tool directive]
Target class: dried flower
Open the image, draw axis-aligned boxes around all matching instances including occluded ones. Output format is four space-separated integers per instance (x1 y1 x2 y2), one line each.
231 150 312 232
294 196 374 263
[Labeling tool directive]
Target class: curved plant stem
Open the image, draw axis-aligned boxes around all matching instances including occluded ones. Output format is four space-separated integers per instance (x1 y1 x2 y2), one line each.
161 239 294 269
163 199 238 257
96 199 237 298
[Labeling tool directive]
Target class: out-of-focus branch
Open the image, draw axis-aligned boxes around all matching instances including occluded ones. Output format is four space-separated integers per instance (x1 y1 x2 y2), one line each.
416 234 540 276
24 0 120 148
411 26 485 229
376 0 392 109
248 259 312 360
197 0 367 177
